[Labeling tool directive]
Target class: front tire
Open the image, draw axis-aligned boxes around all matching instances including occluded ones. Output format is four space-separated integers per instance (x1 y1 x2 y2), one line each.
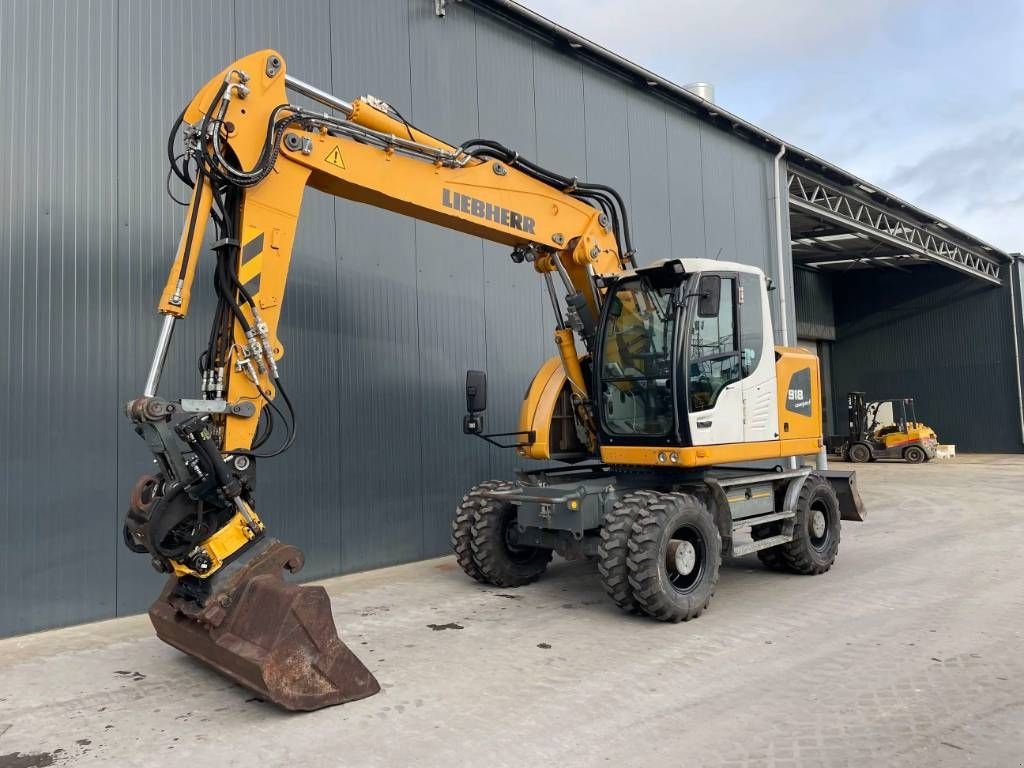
470 493 552 587
452 480 510 582
777 475 840 575
627 493 721 622
597 491 655 613
847 442 871 463
904 445 926 463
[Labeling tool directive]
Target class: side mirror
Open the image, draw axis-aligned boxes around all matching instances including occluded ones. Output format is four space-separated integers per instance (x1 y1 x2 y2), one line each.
466 370 487 414
464 370 487 436
697 275 721 318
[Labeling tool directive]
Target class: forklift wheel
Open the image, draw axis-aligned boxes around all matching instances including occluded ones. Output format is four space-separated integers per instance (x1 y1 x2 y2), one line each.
470 493 552 587
627 493 721 623
847 443 872 463
904 445 926 464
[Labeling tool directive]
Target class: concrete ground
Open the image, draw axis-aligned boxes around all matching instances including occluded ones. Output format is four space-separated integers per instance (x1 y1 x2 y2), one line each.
2 456 1023 768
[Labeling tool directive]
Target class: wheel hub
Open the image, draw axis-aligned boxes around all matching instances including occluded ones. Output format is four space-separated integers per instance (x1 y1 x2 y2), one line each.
668 539 697 576
811 509 827 539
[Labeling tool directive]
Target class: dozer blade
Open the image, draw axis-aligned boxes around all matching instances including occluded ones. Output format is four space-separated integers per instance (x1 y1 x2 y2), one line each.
149 539 380 711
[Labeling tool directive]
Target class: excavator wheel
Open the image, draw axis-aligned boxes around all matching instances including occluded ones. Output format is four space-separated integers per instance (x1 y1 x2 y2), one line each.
751 522 788 571
470 490 552 587
452 480 512 581
847 442 872 463
627 492 721 623
597 491 656 613
774 475 841 575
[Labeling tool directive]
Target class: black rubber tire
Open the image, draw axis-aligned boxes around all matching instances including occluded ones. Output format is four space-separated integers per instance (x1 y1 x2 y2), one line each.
777 474 841 575
847 442 871 463
904 445 926 464
470 493 552 587
451 480 511 582
597 491 656 613
627 493 721 622
751 522 787 571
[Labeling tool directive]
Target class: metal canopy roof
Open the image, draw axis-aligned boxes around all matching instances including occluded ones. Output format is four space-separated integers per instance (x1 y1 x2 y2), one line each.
788 169 1002 284
467 0 1009 285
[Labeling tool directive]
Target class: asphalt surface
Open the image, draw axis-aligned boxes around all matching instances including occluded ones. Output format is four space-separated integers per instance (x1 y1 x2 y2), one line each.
1 455 1022 767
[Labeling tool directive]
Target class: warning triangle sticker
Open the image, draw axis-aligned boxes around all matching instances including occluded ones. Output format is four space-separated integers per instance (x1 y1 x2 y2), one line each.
324 145 346 169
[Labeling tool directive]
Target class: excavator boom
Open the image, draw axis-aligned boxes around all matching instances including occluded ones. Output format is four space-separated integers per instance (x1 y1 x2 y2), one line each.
125 50 630 710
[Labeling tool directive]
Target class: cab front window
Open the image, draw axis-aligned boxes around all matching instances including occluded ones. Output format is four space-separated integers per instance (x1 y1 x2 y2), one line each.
599 278 677 436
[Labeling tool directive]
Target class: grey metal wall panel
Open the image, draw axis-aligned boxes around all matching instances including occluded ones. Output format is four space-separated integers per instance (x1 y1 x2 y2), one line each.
113 0 233 614
532 45 587 338
475 14 547 479
235 0 344 580
731 143 772 275
331 0 425 572
699 126 738 264
793 268 836 340
626 95 671 260
831 266 1022 452
0 0 119 635
408 1 489 556
582 69 632 220
665 113 706 260
0 0 787 637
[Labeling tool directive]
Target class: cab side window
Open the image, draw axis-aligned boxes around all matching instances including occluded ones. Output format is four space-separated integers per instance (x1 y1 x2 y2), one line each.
738 273 764 376
687 275 740 412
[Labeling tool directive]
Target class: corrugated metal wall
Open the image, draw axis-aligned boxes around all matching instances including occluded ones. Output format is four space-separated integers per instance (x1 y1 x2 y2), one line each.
0 0 785 637
831 264 1024 453
793 267 836 341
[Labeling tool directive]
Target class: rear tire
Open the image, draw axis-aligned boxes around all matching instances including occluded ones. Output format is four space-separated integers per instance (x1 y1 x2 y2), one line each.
627 493 721 622
597 491 655 613
452 480 510 582
847 442 871 463
470 493 552 587
904 445 926 463
751 522 787 571
777 475 841 575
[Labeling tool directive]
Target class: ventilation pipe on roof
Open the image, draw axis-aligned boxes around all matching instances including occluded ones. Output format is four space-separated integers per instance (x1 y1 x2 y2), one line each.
683 82 715 103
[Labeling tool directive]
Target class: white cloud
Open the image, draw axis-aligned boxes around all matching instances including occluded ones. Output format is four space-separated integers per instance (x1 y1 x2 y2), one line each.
521 0 1023 251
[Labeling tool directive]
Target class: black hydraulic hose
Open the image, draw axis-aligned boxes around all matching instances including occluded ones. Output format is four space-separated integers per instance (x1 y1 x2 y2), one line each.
459 138 635 266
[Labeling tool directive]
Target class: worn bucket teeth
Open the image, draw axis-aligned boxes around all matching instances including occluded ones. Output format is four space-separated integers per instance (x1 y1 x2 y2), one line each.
149 539 380 711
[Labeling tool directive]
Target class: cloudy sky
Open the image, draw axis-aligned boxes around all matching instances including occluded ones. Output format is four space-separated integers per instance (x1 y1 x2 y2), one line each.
524 0 1023 252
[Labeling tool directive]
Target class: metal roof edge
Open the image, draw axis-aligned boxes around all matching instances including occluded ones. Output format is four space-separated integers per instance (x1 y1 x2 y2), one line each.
466 0 1011 264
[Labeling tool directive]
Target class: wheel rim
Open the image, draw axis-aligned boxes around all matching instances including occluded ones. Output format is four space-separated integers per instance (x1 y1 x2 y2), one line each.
665 524 707 594
809 500 831 551
502 509 537 564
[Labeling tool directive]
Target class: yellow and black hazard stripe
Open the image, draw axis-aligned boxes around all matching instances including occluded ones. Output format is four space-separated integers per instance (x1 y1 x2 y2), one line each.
238 230 264 298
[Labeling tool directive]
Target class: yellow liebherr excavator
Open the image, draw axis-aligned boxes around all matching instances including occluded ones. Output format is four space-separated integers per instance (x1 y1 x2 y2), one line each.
126 51 865 711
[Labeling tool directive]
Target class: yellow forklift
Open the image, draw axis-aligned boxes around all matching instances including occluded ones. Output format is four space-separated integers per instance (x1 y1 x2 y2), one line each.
832 392 938 463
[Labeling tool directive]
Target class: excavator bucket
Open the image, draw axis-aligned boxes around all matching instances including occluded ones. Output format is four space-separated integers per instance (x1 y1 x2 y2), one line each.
148 540 380 711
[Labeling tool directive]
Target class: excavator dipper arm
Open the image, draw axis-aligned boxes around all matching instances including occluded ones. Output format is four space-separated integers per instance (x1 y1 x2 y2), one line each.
124 51 631 710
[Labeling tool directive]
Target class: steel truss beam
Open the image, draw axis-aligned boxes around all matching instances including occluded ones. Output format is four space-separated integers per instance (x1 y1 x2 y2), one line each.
787 169 1001 284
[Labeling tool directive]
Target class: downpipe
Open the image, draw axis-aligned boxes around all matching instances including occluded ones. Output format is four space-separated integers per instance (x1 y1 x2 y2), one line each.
1010 253 1024 445
770 145 803 469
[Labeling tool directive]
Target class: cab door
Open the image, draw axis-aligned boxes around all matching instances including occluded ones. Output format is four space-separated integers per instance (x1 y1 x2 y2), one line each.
684 274 745 445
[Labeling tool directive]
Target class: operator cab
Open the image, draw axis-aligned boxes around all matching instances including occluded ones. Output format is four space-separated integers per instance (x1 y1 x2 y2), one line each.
593 258 778 450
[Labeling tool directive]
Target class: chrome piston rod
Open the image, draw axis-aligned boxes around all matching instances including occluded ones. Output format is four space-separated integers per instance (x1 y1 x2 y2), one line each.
143 314 176 397
284 74 353 117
